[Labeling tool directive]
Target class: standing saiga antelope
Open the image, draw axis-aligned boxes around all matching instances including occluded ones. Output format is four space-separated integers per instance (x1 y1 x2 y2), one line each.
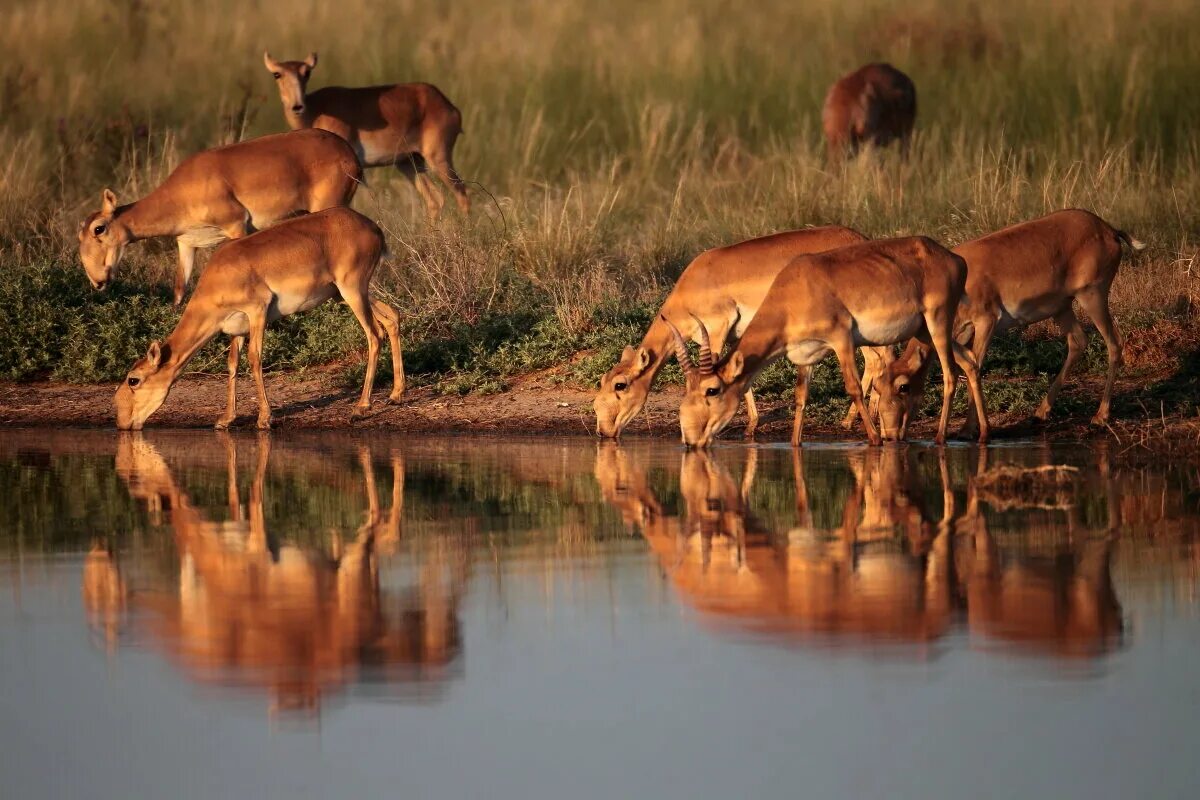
78 129 361 306
264 51 469 220
872 209 1146 439
669 237 988 447
114 207 403 431
594 226 893 439
822 63 917 162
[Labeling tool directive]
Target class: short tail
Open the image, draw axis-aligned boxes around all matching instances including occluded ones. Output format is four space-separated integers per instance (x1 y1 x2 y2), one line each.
1116 229 1147 252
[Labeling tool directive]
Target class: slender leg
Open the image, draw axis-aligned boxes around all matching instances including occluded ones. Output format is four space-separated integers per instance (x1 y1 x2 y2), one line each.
370 299 405 400
174 239 196 307
1074 288 1123 425
398 159 443 221
215 336 243 430
923 309 959 445
834 338 881 445
341 286 381 416
959 314 996 438
1034 306 1087 422
743 390 759 440
246 312 271 429
952 341 989 443
791 365 811 447
428 150 471 215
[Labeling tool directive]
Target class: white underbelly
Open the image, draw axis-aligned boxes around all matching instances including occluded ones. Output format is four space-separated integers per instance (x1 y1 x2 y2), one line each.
787 340 832 366
178 225 227 250
269 286 337 320
220 311 250 336
852 314 922 347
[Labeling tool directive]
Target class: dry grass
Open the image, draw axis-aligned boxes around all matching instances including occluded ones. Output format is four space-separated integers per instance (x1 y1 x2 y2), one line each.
0 0 1197 411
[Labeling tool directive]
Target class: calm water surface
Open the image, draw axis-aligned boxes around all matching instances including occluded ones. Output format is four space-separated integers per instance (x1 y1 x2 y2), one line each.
1 429 1198 799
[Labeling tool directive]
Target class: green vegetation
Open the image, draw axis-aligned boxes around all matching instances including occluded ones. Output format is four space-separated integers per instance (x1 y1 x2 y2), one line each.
1 0 1197 420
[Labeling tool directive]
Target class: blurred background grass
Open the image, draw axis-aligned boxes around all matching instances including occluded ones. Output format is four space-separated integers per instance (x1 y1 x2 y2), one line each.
0 0 1197 416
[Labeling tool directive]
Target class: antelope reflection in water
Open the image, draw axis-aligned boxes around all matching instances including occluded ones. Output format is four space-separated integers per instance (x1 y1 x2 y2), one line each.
595 444 1124 658
83 434 465 715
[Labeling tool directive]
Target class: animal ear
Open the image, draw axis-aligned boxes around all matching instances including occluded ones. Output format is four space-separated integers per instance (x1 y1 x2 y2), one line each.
146 341 163 368
263 51 280 72
633 346 653 376
620 345 636 363
101 188 118 215
304 51 318 70
726 352 745 382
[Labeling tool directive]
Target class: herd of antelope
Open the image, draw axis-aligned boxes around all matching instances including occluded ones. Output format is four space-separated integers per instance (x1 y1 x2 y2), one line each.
76 56 1145 443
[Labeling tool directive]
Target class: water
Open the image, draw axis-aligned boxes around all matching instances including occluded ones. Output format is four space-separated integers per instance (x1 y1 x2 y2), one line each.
1 429 1198 800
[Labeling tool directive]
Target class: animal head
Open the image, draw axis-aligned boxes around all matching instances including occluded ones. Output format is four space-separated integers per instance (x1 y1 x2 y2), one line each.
78 189 131 290
114 341 175 430
264 51 318 118
665 316 743 448
871 341 931 441
594 345 657 438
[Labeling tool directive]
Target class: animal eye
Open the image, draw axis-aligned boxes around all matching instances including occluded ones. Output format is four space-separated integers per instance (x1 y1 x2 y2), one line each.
272 72 281 79
705 387 720 397
897 383 911 395
93 225 106 236
614 382 627 392
127 376 141 388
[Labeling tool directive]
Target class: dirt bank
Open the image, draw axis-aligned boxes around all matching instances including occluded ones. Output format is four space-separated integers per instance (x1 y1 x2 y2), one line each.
3 370 1197 455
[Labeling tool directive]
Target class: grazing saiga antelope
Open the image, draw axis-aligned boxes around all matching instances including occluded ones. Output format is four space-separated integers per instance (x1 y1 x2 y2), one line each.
114 207 403 431
78 129 361 306
669 237 988 447
822 63 917 162
594 226 891 439
872 209 1146 438
264 51 469 220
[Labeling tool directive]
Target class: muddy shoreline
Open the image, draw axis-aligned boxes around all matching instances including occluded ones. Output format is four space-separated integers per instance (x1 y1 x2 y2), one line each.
3 375 1197 456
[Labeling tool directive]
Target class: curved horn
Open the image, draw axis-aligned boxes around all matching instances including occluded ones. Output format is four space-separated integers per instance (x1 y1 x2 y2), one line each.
690 314 714 375
660 315 695 375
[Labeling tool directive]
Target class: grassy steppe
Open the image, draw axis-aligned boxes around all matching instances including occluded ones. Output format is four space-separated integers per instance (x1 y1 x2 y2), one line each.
0 0 1197 423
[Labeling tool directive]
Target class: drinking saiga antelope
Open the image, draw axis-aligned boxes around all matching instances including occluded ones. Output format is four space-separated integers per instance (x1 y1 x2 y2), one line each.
594 226 895 439
114 207 403 430
671 237 988 447
78 129 361 306
264 51 470 220
872 209 1146 439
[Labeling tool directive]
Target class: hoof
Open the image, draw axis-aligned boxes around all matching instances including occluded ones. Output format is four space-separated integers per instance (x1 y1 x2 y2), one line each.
350 406 369 420
1090 415 1109 427
214 420 233 431
256 419 271 430
743 430 757 441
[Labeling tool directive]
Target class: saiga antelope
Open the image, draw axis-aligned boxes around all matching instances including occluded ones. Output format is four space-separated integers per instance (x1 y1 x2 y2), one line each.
594 226 891 439
823 63 917 162
669 237 988 447
264 51 470 220
79 129 361 306
114 207 403 431
872 209 1145 438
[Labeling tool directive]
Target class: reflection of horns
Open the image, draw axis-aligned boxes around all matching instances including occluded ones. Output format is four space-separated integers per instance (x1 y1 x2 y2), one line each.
690 314 714 375
661 315 696 376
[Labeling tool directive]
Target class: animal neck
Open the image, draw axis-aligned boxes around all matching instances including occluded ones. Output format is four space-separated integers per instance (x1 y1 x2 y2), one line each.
725 327 787 396
116 193 184 240
158 306 225 387
639 316 687 384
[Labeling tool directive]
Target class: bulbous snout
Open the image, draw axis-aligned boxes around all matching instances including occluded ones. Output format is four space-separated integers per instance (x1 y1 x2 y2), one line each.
92 277 108 291
291 103 305 114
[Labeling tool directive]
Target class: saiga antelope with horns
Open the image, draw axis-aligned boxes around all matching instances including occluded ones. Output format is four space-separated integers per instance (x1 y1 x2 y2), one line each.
79 129 361 306
264 51 469 220
114 208 403 431
872 209 1145 439
594 226 893 439
669 237 988 447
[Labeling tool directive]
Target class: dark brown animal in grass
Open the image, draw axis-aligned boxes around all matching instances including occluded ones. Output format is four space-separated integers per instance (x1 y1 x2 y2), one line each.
822 63 917 162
